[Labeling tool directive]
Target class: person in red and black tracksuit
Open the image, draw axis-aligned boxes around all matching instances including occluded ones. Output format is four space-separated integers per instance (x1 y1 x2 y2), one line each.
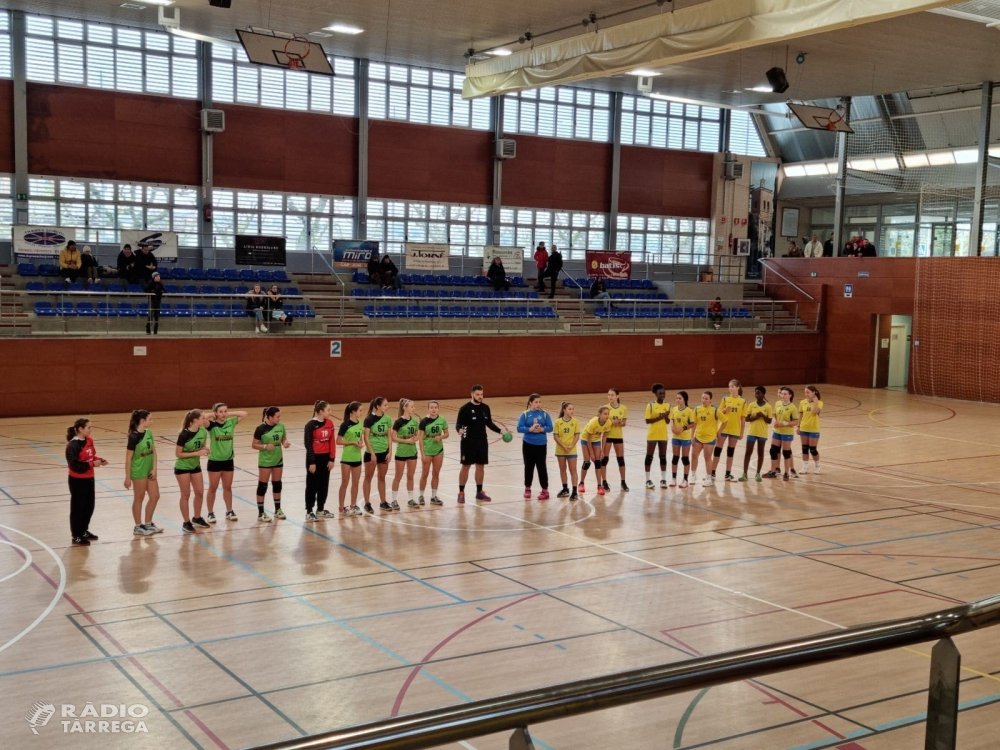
304 400 336 521
65 418 108 546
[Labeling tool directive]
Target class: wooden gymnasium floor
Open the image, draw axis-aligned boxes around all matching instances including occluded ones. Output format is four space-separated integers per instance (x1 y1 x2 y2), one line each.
2 386 1000 750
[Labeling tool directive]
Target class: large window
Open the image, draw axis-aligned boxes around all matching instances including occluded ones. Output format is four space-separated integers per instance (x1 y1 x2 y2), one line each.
212 45 355 115
368 62 490 130
498 207 606 260
620 95 721 152
365 199 489 256
27 176 200 246
0 12 10 79
25 15 197 98
502 87 612 142
728 110 767 157
212 188 354 252
0 174 13 238
615 214 711 264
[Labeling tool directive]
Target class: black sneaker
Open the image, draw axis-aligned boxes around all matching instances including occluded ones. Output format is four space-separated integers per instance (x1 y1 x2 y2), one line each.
379 502 392 511
72 536 90 546
206 512 217 524
182 521 196 533
570 492 578 501
225 510 238 521
192 516 210 528
602 480 611 491
724 473 735 482
557 487 570 498
430 497 443 506
83 531 99 541
364 503 375 514
418 496 426 506
621 481 629 492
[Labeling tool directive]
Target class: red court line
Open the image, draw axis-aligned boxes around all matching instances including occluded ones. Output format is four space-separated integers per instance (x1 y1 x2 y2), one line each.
0 532 229 750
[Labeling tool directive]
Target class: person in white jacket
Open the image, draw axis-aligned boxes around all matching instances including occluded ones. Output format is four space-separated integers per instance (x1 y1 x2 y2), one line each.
804 234 824 258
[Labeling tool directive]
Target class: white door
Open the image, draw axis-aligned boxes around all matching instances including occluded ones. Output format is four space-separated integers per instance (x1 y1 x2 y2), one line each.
888 325 908 388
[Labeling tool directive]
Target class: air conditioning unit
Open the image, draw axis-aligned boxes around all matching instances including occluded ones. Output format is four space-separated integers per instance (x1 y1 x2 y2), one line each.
724 160 744 180
495 138 516 160
200 108 225 133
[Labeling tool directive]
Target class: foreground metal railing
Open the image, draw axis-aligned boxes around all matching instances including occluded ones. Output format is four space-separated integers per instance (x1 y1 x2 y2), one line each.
248 593 1000 750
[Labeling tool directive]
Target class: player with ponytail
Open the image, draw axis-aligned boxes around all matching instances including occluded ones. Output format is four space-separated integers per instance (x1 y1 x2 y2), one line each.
798 385 824 474
304 400 335 521
337 401 365 516
65 417 107 545
125 409 161 535
718 379 747 482
252 406 290 521
391 398 420 508
363 397 393 512
174 409 210 533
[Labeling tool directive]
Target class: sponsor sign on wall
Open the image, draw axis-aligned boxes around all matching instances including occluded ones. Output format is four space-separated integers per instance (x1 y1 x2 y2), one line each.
585 250 632 279
482 245 523 272
13 226 77 257
404 243 450 271
121 230 179 261
333 239 379 268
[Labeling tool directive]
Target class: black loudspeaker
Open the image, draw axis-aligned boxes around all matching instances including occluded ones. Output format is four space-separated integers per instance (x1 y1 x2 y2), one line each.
209 0 232 7
765 67 789 94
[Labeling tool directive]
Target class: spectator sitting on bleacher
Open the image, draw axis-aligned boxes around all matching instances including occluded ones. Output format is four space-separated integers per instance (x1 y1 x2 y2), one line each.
709 297 724 330
267 284 293 328
367 250 385 289
487 256 511 292
80 245 100 287
59 240 81 285
590 277 612 310
380 254 402 291
117 244 138 290
246 284 268 333
136 244 157 284
533 242 548 292
145 272 164 335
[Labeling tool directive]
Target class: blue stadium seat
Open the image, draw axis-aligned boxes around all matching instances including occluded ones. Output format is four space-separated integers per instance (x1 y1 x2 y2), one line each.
171 268 189 280
38 264 60 277
272 270 290 282
239 269 255 281
256 270 273 282
165 284 180 294
297 304 315 318
127 284 144 294
25 281 43 292
216 284 233 295
182 285 198 295
234 285 249 295
200 285 216 295
76 302 97 317
205 268 223 281
173 303 192 317
115 302 136 317
224 269 240 281
229 303 244 316
159 303 175 318
56 301 77 316
283 287 299 296
210 303 229 317
34 301 55 316
192 303 211 317
18 263 38 277
96 302 116 317
188 268 207 281
46 282 63 292
156 267 173 280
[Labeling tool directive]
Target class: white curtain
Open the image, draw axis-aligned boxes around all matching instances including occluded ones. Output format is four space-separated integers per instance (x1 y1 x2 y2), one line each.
463 0 953 98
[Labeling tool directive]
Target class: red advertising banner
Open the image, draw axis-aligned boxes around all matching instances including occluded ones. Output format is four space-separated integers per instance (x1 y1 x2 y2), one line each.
585 251 632 279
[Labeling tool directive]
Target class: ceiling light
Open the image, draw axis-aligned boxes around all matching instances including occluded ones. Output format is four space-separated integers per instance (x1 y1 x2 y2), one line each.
953 148 978 163
874 157 898 170
848 159 877 171
131 0 173 5
120 3 147 8
629 68 660 76
902 153 929 168
927 151 955 166
783 165 807 177
824 161 838 173
490 48 513 56
649 93 704 106
325 23 363 35
167 27 234 45
308 31 333 38
803 163 828 176
747 85 773 93
990 145 1000 158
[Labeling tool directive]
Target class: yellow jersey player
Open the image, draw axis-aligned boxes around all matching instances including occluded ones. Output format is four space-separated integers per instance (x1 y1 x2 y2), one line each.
764 387 800 481
644 383 670 489
692 391 722 487
718 379 747 481
553 402 581 500
605 388 629 491
669 391 696 488
798 385 824 474
740 386 773 481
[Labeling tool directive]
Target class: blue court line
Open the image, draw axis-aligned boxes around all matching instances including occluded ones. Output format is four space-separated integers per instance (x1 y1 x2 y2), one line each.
0 486 19 505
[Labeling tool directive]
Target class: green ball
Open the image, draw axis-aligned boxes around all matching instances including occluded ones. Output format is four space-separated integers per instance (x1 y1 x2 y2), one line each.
501 431 513 443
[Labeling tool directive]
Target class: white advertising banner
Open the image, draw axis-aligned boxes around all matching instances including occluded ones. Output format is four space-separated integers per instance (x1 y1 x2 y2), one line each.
121 230 179 261
13 226 77 257
404 243 451 271
482 245 524 272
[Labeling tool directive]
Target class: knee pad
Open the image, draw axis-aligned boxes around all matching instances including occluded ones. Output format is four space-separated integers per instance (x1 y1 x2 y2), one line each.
713 446 723 459
256 481 268 496
681 456 690 466
726 447 735 458
644 456 653 469
809 446 819 457
582 461 592 471
782 450 792 460
672 455 680 466
770 444 781 461
617 456 625 467
802 446 811 457
271 480 283 494
601 456 610 468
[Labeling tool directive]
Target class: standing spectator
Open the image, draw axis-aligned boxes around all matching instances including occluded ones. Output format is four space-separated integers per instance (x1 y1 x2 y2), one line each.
380 254 402 291
859 238 878 257
59 240 82 285
80 246 100 287
117 244 138 290
786 241 803 258
136 243 157 284
367 250 385 289
841 240 856 257
590 277 612 310
145 271 164 335
709 297 724 330
486 256 510 292
533 242 548 292
804 235 823 258
246 283 268 333
267 284 293 328
823 234 834 257
544 244 563 299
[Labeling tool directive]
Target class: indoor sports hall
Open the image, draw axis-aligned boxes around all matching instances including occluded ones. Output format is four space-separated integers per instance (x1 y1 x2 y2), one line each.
2 1 1000 749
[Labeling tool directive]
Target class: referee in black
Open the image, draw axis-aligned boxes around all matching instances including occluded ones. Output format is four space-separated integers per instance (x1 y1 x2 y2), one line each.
456 384 503 504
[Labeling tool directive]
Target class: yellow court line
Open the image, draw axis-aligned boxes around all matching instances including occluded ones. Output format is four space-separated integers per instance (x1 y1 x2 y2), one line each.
903 646 1000 685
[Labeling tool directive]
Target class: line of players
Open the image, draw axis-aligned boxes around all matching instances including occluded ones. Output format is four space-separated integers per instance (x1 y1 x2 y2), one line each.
60 383 822 545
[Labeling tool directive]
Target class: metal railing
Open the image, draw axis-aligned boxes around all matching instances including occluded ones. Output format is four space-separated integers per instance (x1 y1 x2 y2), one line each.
248 593 1000 750
759 258 816 301
0 287 817 337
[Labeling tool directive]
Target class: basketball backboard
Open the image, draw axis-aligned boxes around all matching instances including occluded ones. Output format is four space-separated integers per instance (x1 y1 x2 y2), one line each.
788 103 854 133
236 29 334 75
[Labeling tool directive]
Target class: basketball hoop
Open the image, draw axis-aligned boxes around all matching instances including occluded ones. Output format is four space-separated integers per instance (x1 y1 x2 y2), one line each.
283 35 311 71
824 110 844 131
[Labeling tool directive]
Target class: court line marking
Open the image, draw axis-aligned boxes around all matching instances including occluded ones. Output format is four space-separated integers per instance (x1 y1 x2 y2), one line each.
0 538 33 584
0 523 65 656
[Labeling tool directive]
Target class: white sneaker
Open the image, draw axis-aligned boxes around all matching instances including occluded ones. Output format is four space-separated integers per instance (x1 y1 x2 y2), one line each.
813 464 821 474
690 472 698 481
133 524 154 536
702 476 712 487
645 479 654 489
800 464 810 474
260 325 268 333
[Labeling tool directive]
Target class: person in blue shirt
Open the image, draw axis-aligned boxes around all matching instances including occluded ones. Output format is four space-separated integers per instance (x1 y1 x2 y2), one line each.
517 393 554 500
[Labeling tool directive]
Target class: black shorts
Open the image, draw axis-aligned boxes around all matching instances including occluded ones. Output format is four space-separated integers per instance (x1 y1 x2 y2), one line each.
364 451 389 465
174 466 202 475
341 460 362 468
259 463 283 470
606 438 624 445
207 459 235 473
460 440 489 466
394 454 417 462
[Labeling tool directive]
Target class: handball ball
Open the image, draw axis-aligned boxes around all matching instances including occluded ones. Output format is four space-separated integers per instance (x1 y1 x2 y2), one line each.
502 431 513 443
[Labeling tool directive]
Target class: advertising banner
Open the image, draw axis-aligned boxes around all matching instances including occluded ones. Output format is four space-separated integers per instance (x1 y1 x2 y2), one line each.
333 239 378 268
585 250 632 279
404 242 450 271
13 226 77 257
236 235 287 267
121 230 179 261
482 245 523 272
